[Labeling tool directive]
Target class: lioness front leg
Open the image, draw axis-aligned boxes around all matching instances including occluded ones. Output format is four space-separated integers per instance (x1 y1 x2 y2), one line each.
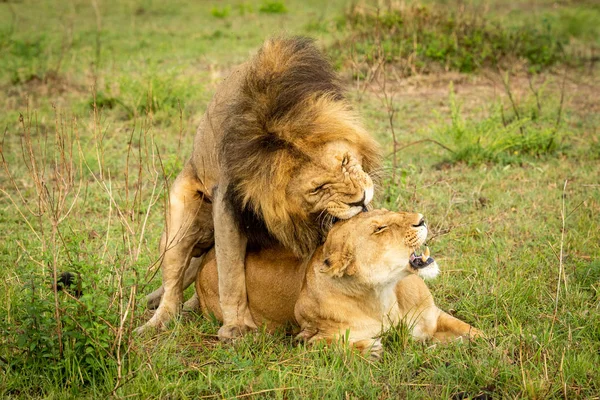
136 166 213 334
352 338 383 361
213 185 256 341
433 311 484 342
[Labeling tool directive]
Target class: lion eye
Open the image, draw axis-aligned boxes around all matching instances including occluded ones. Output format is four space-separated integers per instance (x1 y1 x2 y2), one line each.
373 225 388 234
342 155 349 166
310 183 327 195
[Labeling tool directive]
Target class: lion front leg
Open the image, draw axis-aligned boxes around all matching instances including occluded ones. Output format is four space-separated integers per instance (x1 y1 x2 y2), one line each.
213 185 256 341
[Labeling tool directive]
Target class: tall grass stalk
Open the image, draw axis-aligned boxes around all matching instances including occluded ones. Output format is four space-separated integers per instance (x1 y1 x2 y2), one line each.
0 95 168 393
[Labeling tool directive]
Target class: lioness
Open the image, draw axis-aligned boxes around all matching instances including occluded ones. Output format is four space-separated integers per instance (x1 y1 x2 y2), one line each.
137 37 380 339
195 210 483 357
138 38 379 340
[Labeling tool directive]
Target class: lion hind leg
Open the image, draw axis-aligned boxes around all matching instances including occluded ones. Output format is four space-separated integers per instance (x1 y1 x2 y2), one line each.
145 255 202 310
182 293 201 312
433 311 484 343
136 166 214 334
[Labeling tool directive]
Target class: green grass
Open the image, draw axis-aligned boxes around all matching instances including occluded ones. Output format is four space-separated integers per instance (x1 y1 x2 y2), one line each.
429 82 566 165
1 0 599 398
330 1 599 76
259 1 288 14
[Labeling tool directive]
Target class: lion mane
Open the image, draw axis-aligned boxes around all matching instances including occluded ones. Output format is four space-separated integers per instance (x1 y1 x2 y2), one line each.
137 37 382 335
221 37 380 258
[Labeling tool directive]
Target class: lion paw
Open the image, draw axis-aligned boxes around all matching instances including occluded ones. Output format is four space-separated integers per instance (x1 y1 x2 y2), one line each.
134 320 164 336
135 302 180 335
145 287 164 310
182 293 201 312
218 323 255 342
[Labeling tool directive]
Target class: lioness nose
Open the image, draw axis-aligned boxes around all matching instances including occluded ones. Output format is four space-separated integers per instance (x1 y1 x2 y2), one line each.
412 215 426 228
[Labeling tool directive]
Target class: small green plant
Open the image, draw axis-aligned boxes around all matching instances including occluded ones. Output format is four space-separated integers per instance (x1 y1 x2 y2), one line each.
89 91 120 110
211 5 231 19
259 1 287 15
432 84 565 165
5 267 120 385
2 35 54 84
236 3 254 16
113 72 195 123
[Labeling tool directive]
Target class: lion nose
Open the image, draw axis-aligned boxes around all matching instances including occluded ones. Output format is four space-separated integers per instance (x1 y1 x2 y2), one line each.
348 192 367 210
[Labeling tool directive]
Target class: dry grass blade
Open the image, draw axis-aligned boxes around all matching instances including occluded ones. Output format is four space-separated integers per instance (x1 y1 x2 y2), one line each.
550 179 569 339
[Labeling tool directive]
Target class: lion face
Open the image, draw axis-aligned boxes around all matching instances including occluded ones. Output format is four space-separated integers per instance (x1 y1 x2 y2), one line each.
287 140 374 221
319 209 439 287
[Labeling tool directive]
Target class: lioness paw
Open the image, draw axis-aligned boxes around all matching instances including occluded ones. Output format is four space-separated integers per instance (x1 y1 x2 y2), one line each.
469 327 485 339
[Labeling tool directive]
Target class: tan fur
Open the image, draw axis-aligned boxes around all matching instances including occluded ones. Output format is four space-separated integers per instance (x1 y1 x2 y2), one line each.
136 37 380 338
195 210 483 358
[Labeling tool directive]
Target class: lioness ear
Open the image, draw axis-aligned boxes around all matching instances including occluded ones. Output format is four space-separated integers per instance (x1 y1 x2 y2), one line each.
319 252 356 277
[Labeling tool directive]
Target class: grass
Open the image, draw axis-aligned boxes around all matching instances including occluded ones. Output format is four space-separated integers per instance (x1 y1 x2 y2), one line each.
429 81 566 165
1 0 599 398
329 1 598 77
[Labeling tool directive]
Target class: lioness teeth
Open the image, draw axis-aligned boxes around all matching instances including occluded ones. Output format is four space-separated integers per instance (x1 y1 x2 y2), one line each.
421 246 430 262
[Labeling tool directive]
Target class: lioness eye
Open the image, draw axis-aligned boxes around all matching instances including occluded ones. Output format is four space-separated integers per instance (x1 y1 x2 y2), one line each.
373 225 388 234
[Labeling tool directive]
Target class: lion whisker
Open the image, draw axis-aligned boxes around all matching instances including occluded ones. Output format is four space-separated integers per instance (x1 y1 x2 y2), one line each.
319 212 331 231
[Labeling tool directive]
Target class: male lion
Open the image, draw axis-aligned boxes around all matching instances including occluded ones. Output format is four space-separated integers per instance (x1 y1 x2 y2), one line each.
137 37 380 339
195 210 483 358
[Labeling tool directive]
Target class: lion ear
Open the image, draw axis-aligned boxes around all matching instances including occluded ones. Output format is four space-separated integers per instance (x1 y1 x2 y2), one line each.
319 251 356 277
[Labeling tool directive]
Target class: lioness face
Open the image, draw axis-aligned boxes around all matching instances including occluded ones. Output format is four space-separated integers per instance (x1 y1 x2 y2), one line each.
320 209 439 287
288 140 374 223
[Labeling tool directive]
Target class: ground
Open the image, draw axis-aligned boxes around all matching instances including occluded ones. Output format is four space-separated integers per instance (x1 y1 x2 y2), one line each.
0 0 599 398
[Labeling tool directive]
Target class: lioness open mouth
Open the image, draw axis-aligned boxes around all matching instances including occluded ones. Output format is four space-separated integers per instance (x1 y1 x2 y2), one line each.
409 245 435 269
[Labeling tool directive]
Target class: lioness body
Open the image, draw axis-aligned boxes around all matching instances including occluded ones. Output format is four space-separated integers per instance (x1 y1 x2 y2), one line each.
195 210 482 356
138 37 380 338
196 246 306 331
